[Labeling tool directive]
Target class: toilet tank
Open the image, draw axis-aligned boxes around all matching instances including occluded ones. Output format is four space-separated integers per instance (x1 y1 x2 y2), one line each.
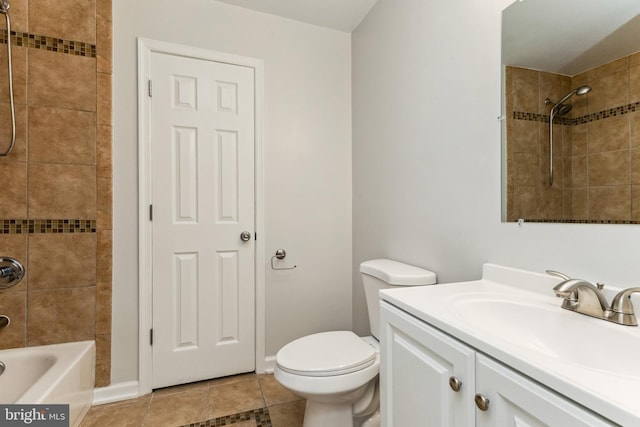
360 259 436 339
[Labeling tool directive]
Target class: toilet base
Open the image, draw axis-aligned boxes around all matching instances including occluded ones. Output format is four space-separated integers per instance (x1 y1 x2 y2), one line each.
301 402 380 427
300 379 380 427
303 400 354 427
355 409 380 427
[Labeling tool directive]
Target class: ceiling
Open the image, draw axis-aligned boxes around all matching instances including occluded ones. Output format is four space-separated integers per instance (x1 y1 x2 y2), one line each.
503 0 640 76
215 0 378 33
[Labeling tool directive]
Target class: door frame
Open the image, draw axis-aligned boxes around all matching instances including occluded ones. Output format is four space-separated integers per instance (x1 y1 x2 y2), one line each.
137 38 266 395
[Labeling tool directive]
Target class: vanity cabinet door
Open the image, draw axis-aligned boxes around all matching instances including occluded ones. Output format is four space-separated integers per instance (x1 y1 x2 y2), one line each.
380 302 476 427
475 354 618 427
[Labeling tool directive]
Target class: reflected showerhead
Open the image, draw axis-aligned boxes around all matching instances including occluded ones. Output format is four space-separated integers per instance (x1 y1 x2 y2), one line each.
0 1 9 14
555 103 572 116
544 98 572 116
545 85 592 117
575 85 591 96
556 85 592 107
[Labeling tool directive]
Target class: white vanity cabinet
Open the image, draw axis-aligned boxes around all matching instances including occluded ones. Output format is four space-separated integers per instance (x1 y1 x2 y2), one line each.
380 301 475 427
380 301 617 427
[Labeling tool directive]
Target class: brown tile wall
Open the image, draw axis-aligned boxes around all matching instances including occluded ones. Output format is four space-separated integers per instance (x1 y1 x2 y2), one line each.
570 55 639 222
506 50 640 223
505 66 571 221
0 0 112 387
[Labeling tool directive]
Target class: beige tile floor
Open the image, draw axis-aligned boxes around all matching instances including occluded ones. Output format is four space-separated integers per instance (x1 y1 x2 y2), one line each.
80 373 305 427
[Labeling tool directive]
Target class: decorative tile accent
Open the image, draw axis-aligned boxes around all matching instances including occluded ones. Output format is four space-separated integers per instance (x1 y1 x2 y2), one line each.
512 111 572 126
512 218 640 225
0 219 96 234
513 101 640 126
181 408 272 427
0 29 96 57
513 111 546 123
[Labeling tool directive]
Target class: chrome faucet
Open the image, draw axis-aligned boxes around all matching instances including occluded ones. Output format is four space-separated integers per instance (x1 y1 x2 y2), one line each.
547 270 640 326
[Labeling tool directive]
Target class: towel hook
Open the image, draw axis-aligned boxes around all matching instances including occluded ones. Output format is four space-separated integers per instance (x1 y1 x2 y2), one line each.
271 249 296 270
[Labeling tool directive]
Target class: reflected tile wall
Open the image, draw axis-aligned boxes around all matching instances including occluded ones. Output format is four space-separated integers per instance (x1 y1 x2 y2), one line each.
0 0 112 386
506 49 640 223
505 65 571 221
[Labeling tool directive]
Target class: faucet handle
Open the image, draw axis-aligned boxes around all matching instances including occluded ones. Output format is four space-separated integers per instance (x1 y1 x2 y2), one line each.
546 270 572 281
610 287 640 314
609 287 640 326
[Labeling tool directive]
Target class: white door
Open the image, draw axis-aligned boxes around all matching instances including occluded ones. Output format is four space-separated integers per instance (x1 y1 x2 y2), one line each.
149 51 256 389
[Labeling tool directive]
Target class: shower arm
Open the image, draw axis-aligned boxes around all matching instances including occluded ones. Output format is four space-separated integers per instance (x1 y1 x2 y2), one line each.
549 105 557 186
0 8 15 157
547 86 591 186
548 89 577 186
549 91 572 185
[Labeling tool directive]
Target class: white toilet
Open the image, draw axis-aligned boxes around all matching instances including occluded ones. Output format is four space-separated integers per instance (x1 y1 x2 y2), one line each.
274 259 436 427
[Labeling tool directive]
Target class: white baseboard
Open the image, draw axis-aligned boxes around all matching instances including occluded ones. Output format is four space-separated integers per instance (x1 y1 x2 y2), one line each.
92 380 141 405
93 357 276 406
263 355 276 373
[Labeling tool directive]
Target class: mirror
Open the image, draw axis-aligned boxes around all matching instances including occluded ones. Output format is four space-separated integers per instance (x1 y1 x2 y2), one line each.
502 0 640 224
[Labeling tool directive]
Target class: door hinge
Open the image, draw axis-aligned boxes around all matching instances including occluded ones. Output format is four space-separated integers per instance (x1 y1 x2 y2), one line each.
150 329 153 345
149 205 153 221
148 79 153 97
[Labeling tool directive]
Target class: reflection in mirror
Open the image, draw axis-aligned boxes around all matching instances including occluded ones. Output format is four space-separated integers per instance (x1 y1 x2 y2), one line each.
502 0 640 224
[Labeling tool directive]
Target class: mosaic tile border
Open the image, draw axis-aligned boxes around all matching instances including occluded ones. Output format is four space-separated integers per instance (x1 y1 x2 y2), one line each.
0 219 97 234
0 29 97 57
513 218 640 225
181 408 272 427
512 111 572 125
513 101 640 126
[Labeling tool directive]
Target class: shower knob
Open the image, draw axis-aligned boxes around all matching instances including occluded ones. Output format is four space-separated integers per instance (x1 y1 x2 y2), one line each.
0 257 24 289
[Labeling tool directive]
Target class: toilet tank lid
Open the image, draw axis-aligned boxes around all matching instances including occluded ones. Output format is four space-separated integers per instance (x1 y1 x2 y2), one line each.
360 259 436 286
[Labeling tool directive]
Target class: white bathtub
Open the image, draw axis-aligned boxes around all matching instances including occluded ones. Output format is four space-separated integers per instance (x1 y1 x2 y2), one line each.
0 341 95 427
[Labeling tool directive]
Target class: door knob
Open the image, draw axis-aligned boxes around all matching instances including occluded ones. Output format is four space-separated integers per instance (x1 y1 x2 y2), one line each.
240 231 252 242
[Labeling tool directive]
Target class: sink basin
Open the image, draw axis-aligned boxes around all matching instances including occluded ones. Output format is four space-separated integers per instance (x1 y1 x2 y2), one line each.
451 293 640 379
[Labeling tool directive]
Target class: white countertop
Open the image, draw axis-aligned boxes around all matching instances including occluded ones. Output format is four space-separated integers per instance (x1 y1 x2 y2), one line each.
380 263 640 427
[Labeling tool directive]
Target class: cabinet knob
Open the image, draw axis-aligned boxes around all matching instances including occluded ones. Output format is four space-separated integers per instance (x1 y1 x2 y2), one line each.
474 393 490 411
448 376 462 392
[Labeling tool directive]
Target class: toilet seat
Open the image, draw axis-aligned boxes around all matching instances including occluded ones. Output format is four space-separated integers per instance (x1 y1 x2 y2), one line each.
276 331 376 377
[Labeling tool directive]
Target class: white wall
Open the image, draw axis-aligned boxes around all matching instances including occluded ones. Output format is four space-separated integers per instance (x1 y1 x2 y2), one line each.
352 0 640 335
113 0 352 383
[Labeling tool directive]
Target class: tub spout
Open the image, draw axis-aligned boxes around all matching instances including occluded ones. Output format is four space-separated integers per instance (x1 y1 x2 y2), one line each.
0 315 9 329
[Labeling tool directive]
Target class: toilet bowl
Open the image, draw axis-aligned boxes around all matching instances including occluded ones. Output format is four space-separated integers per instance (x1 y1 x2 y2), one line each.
274 259 436 427
275 331 380 426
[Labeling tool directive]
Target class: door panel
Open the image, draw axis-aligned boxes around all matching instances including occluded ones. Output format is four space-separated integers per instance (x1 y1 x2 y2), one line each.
150 51 255 389
476 354 617 427
380 302 476 427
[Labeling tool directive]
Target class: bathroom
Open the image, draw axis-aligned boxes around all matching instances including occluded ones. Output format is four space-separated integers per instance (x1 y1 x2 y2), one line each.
1 0 640 425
